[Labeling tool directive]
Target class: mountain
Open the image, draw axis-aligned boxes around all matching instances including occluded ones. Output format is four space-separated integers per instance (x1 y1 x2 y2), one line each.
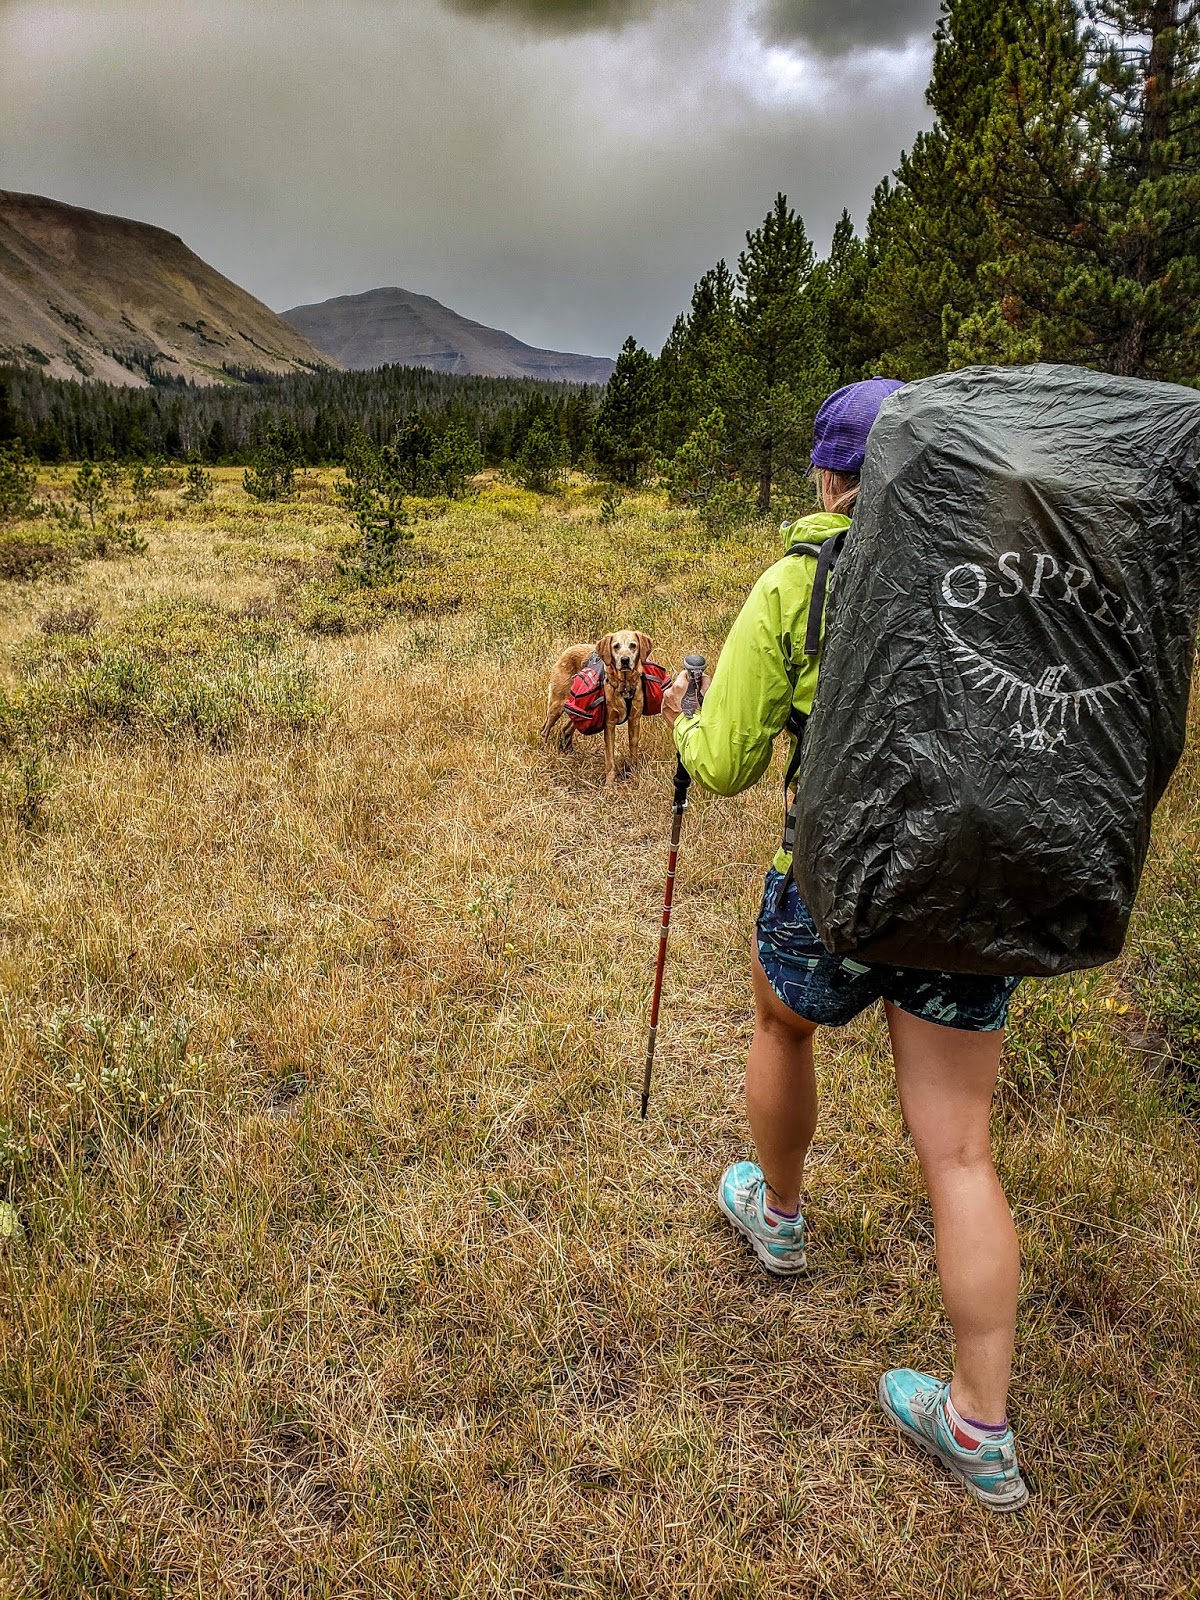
282 287 615 384
0 191 335 388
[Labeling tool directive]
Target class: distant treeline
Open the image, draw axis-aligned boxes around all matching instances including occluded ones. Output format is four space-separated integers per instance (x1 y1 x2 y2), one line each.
0 363 599 467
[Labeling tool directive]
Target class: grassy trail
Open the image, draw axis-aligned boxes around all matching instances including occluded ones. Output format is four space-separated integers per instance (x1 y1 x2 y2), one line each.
0 472 1196 1597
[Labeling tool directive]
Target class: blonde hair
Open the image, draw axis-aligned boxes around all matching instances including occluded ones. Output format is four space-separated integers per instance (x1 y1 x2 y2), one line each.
817 468 860 516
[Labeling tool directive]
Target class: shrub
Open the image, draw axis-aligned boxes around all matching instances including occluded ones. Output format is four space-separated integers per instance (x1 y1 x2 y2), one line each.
1125 852 1200 1103
0 442 39 522
70 460 108 528
0 535 73 583
182 461 214 504
37 603 98 637
1 745 56 830
335 428 414 584
8 600 324 749
661 409 753 529
432 423 483 499
512 421 565 494
243 425 299 502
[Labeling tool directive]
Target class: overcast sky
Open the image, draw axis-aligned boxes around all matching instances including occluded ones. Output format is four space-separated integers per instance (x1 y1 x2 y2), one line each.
0 0 940 357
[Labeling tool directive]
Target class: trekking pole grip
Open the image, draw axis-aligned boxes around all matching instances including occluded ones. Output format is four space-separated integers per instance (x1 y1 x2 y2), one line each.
673 655 706 810
681 654 707 717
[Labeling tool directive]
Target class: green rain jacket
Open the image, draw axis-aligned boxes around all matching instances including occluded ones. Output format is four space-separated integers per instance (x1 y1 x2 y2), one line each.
672 510 851 875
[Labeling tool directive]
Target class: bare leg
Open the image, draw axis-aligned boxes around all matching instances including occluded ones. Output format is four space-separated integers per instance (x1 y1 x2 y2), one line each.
746 946 819 1214
886 1004 1018 1425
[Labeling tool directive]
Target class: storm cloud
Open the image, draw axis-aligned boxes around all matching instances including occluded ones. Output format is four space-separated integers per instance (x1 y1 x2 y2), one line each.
760 0 941 54
0 0 937 357
446 0 655 29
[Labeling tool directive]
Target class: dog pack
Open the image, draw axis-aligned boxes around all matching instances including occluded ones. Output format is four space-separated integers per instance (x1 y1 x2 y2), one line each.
791 363 1200 978
565 656 670 736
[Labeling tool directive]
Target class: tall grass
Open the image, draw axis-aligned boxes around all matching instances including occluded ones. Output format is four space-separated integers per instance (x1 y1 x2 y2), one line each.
0 469 1196 1597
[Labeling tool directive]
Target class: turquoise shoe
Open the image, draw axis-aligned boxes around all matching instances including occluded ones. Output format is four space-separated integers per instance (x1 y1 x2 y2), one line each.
878 1369 1030 1512
717 1161 807 1276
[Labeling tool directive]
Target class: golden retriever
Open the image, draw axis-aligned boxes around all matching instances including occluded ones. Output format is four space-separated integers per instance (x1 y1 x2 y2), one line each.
541 630 654 787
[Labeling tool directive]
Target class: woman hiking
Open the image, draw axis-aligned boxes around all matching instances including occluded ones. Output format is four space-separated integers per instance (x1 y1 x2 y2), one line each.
661 377 1029 1513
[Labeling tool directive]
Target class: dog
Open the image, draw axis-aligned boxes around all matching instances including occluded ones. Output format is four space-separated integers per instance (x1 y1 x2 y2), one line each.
541 630 655 786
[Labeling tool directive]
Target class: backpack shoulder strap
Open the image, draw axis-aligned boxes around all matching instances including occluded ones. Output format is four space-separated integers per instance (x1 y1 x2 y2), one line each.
785 532 847 655
803 531 846 656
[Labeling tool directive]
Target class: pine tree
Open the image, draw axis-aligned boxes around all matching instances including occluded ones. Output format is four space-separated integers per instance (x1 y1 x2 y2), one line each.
0 441 38 521
431 423 483 498
963 0 1200 378
592 338 660 486
657 262 736 454
336 427 413 583
808 212 880 385
513 420 565 493
243 423 299 501
729 194 829 513
863 0 1036 376
71 459 108 529
0 375 17 445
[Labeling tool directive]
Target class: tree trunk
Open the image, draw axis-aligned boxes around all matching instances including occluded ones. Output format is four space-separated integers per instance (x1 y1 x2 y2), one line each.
1113 0 1178 377
757 439 772 514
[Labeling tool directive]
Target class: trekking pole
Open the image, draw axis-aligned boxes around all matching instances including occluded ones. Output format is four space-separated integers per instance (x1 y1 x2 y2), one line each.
641 654 707 1120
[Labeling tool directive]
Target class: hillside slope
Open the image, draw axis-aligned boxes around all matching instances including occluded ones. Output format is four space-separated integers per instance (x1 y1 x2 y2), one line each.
0 191 336 388
283 286 615 383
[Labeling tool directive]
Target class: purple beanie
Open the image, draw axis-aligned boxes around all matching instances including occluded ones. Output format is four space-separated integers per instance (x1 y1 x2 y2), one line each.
811 377 906 475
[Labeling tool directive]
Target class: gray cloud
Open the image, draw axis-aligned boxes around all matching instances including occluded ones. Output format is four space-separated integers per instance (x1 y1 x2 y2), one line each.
759 0 940 54
445 0 653 30
0 0 934 357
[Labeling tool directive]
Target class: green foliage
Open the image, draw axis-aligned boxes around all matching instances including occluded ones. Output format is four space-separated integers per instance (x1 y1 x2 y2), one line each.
592 337 660 487
1 361 596 469
90 516 149 559
598 482 624 523
512 419 565 493
181 461 214 504
731 194 834 514
864 0 1200 382
70 459 108 529
656 195 839 515
0 441 39 522
3 600 323 750
657 263 736 456
1 745 56 831
242 424 299 502
1126 849 1200 1105
432 422 483 498
128 461 157 508
335 427 414 584
660 408 752 529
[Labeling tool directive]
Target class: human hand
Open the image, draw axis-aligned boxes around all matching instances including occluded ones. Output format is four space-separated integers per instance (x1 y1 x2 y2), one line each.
662 668 711 728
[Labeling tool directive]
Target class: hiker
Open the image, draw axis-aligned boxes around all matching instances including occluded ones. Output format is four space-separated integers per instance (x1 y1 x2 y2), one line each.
662 377 1029 1513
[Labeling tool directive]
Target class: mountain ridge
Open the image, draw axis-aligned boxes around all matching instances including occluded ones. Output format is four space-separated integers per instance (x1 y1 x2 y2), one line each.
282 286 615 384
0 191 335 388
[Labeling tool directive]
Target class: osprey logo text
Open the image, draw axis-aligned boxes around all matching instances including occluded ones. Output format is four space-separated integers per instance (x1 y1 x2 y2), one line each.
943 621 1137 753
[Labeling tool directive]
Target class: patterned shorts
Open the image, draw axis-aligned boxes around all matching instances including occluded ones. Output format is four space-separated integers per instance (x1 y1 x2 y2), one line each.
756 869 1020 1034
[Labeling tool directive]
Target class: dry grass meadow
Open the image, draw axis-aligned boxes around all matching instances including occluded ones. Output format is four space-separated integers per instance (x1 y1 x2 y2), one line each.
0 467 1197 1598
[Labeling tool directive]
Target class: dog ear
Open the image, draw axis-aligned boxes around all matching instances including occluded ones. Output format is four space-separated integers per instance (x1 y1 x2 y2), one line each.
597 634 615 670
636 633 653 666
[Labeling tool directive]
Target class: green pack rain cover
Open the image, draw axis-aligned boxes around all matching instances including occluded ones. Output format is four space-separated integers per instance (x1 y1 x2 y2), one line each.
792 364 1200 977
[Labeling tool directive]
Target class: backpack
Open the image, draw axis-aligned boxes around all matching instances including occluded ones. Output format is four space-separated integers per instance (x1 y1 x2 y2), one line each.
791 364 1200 978
564 656 671 736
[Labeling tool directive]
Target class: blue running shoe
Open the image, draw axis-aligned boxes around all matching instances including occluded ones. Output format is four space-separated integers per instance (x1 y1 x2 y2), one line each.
717 1161 807 1276
878 1370 1030 1512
